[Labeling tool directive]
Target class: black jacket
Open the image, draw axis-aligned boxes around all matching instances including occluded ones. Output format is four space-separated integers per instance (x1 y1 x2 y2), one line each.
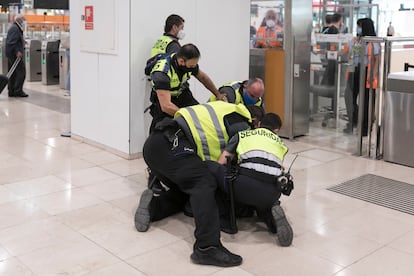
6 22 24 58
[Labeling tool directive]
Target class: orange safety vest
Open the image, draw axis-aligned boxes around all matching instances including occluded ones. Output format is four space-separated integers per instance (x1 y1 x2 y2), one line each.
255 25 283 48
366 42 378 89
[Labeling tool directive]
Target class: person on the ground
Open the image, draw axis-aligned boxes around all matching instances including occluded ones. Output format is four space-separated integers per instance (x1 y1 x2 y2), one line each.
135 101 253 267
207 113 293 246
148 43 226 132
5 14 28 97
210 78 265 109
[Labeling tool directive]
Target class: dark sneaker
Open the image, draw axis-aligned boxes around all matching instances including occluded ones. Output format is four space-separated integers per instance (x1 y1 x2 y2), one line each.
134 189 153 232
272 205 293 246
191 245 242 267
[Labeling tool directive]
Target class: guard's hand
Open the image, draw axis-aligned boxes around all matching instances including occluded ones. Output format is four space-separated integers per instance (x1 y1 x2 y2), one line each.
217 94 228 102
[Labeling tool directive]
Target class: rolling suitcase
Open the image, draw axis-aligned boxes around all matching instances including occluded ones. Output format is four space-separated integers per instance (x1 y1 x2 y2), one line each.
0 57 21 94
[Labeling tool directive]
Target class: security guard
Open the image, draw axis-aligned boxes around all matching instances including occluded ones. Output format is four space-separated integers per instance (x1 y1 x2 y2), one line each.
210 78 264 108
135 101 252 267
148 43 226 132
151 14 185 57
208 113 293 246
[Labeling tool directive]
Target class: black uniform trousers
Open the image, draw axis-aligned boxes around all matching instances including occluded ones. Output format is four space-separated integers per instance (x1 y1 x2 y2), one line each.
143 128 221 248
8 56 26 96
149 88 199 133
207 161 281 232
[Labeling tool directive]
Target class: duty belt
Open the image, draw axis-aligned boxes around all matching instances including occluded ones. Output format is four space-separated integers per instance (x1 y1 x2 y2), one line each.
238 167 277 184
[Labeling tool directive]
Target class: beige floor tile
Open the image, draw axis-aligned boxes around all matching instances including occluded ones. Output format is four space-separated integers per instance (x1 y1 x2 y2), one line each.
293 229 382 267
101 158 146 177
0 244 10 261
298 148 345 162
18 237 120 275
4 175 71 199
0 200 50 230
81 177 142 201
86 262 144 276
0 217 84 256
56 166 121 187
211 267 255 276
127 239 220 276
321 209 414 245
0 185 20 205
0 257 32 275
58 202 130 233
335 246 414 276
388 230 414 256
29 188 104 215
83 222 181 260
79 150 125 165
241 246 343 276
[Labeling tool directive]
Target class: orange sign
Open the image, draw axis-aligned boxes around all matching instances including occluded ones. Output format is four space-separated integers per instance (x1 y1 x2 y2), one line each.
85 6 94 30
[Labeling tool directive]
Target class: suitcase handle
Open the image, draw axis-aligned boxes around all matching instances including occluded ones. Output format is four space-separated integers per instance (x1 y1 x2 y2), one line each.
7 57 22 78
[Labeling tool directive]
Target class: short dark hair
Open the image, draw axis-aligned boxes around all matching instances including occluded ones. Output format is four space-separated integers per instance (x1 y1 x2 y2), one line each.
261 113 282 131
246 105 265 128
357 18 376 36
164 14 185 33
325 14 333 25
331 13 342 24
177 44 201 60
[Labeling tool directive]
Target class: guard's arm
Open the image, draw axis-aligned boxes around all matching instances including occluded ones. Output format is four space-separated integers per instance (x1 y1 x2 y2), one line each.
156 89 179 116
195 70 227 102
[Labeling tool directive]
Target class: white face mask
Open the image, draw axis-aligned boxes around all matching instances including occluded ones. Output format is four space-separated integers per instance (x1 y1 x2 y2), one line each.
266 19 276 28
177 30 185 40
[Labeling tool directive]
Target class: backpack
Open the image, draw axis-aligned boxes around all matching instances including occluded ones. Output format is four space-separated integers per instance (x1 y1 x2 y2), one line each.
144 53 170 76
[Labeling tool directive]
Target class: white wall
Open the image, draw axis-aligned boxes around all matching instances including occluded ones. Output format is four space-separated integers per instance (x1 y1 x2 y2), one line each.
70 0 131 154
72 0 250 157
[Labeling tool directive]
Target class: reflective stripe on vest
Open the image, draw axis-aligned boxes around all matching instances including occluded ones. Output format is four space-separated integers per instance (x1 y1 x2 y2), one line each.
150 53 191 96
237 128 288 176
175 101 252 161
151 35 174 57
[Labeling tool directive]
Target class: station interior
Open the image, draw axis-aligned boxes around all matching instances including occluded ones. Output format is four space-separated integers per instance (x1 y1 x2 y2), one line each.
0 0 414 275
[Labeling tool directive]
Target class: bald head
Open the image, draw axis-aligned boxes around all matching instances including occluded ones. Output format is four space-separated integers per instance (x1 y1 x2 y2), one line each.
14 14 26 24
246 78 264 99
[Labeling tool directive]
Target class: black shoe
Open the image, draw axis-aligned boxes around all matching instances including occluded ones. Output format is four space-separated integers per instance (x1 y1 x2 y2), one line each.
134 189 153 232
15 92 28 97
191 245 242 267
272 205 293 246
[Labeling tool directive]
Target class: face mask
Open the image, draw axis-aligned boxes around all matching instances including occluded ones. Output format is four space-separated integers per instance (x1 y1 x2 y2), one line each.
177 30 185 40
357 27 362 36
22 21 26 28
242 92 258 105
266 19 276 28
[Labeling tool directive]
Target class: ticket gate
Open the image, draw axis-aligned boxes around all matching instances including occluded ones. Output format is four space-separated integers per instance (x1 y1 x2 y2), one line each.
41 40 60 85
25 39 42 82
0 37 7 75
59 47 69 89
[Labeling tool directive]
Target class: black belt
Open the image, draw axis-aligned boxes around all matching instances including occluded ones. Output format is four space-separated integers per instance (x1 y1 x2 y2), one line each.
238 167 276 184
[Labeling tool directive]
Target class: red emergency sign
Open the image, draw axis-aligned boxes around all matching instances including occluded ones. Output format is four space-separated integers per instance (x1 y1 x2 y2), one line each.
85 6 94 30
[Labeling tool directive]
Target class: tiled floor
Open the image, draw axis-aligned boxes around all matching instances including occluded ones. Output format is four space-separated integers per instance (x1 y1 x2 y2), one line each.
1 82 414 275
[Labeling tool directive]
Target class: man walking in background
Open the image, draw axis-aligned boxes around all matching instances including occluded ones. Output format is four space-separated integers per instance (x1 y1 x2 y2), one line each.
6 14 28 97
